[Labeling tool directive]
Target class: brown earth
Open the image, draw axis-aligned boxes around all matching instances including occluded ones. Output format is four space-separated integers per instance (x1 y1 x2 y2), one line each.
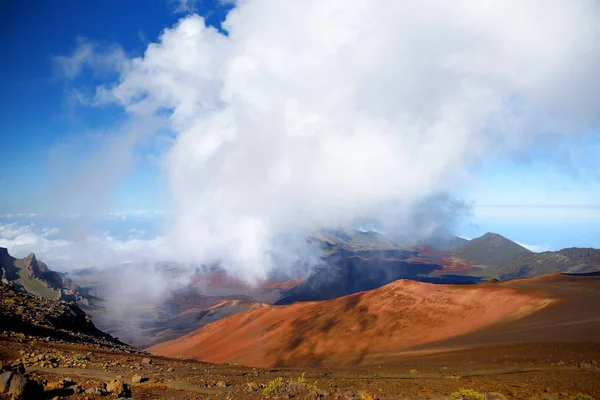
2 274 600 399
1 336 599 399
147 279 553 367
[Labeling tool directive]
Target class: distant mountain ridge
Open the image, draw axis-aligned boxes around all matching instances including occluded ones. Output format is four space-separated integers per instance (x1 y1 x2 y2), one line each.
0 247 90 304
486 247 600 280
453 232 532 267
312 228 469 251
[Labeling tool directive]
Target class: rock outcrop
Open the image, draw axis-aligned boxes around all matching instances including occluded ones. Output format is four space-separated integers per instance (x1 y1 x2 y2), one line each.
0 281 134 351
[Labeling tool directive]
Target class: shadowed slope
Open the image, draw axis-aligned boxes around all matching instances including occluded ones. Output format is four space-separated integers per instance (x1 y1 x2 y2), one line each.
454 232 532 267
148 279 550 367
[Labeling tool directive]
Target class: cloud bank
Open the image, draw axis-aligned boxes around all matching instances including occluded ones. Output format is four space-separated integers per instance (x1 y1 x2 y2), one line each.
52 0 599 282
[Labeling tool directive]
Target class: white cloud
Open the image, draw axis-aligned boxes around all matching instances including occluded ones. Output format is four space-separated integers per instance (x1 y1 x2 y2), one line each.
54 38 127 81
0 222 169 271
170 0 199 14
55 0 599 283
517 242 553 253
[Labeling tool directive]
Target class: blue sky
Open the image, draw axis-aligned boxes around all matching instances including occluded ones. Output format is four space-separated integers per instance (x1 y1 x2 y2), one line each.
0 0 598 266
1 0 232 213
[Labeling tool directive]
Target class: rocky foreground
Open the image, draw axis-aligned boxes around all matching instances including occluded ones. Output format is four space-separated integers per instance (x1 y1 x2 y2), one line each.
1 277 599 399
2 335 600 400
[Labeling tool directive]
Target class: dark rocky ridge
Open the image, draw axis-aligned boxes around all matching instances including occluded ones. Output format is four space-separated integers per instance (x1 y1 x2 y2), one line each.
488 247 600 280
0 247 90 304
0 282 135 352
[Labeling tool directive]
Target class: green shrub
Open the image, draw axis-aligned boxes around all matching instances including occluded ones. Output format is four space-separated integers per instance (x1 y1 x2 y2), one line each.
569 395 595 400
297 372 318 391
262 377 284 396
450 388 485 400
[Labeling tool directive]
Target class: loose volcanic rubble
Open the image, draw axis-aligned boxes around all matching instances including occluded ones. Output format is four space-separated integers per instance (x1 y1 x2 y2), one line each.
0 282 136 352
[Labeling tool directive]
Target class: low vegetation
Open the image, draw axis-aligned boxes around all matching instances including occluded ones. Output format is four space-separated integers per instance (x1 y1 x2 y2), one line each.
450 388 485 400
262 377 284 396
569 395 595 400
297 372 318 391
262 373 319 396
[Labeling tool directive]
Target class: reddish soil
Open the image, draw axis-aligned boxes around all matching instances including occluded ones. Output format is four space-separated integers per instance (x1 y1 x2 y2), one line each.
148 279 552 367
2 273 600 399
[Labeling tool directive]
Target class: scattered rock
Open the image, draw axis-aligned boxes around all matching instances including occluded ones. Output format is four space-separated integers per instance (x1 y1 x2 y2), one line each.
45 378 73 390
131 374 146 384
216 380 227 387
85 386 104 395
578 362 593 369
141 358 152 365
247 382 259 392
317 389 330 398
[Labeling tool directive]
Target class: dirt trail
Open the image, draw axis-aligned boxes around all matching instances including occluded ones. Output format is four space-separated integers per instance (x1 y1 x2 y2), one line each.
28 366 234 394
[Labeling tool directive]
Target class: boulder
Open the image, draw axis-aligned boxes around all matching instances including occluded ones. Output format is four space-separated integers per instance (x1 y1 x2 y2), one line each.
7 373 28 397
71 385 83 394
141 358 152 365
106 379 131 398
5 372 43 399
0 371 13 393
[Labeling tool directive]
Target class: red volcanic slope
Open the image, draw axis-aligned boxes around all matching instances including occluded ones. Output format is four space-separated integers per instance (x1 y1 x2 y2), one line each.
148 279 551 367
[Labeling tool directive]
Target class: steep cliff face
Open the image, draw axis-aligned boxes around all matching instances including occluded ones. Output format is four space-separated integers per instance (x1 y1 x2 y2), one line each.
0 247 17 283
0 247 88 303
